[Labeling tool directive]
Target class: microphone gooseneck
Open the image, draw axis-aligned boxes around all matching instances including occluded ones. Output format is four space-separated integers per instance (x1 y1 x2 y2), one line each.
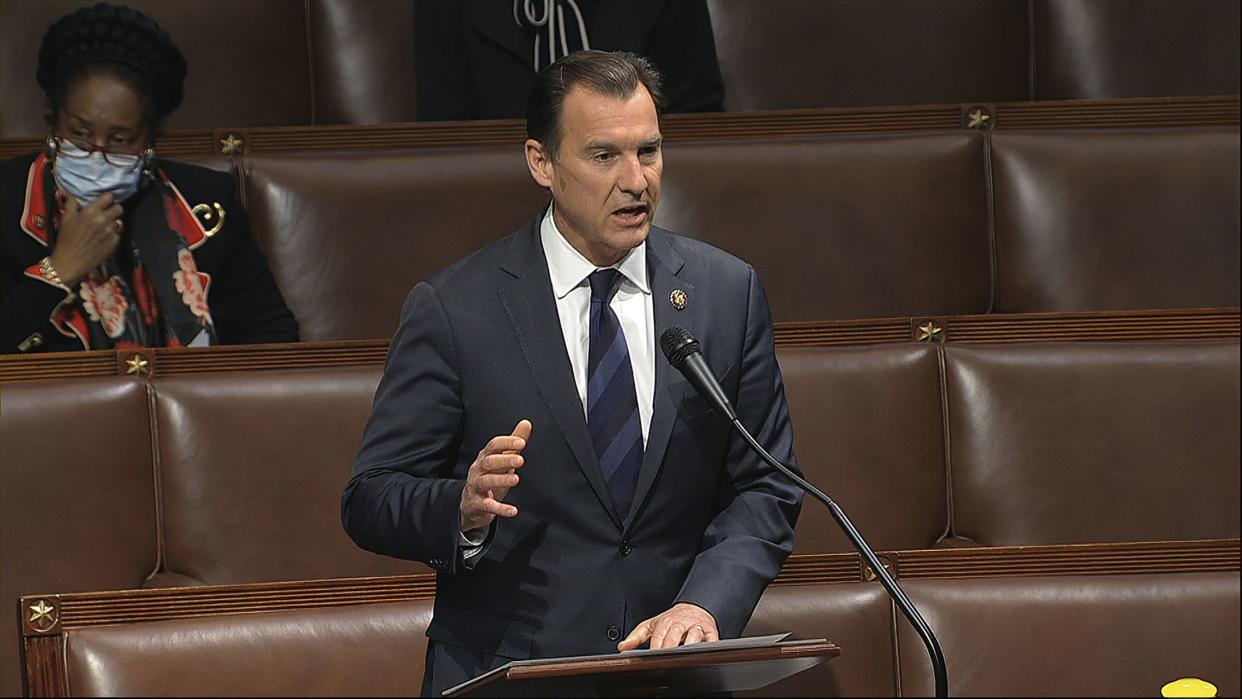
659 326 950 698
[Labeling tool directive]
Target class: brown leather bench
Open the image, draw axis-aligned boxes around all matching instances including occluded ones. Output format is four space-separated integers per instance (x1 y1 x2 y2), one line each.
944 341 1241 546
17 555 1239 696
3 340 1239 694
0 377 158 698
240 131 995 339
232 126 1238 339
990 128 1241 313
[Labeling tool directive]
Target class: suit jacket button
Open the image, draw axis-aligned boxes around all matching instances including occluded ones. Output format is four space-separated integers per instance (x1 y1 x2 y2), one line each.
619 540 632 556
607 625 621 642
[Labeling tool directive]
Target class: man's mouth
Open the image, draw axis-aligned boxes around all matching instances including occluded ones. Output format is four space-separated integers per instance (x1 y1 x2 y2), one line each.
612 205 649 222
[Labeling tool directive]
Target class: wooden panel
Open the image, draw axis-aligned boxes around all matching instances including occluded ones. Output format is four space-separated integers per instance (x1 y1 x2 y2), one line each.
1 96 1235 160
938 306 1242 343
3 308 1237 383
18 539 1237 635
20 636 64 698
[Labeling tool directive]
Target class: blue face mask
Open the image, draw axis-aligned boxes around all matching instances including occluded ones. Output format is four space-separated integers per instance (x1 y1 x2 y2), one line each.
51 140 147 207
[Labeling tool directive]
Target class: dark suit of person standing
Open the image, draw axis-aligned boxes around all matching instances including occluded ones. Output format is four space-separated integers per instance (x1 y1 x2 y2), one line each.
342 51 800 697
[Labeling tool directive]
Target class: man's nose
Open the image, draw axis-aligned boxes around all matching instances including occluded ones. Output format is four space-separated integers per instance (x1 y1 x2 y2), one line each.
618 154 648 194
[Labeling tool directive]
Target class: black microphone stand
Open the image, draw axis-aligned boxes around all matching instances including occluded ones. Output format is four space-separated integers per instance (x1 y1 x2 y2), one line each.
731 419 950 698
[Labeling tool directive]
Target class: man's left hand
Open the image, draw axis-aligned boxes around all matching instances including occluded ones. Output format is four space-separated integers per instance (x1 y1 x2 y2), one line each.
617 603 719 651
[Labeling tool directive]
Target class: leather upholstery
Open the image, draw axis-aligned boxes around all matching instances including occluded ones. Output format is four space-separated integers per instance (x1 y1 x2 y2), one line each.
778 345 947 552
308 0 418 125
707 0 1030 110
740 583 896 697
945 342 1241 546
897 573 1241 697
242 148 548 341
990 128 1241 313
1 0 313 137
150 367 430 585
1034 0 1241 100
0 378 157 697
657 133 992 322
65 600 434 696
51 573 1240 696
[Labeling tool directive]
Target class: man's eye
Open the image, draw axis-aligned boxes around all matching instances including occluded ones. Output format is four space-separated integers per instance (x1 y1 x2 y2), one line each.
639 147 660 158
593 152 615 163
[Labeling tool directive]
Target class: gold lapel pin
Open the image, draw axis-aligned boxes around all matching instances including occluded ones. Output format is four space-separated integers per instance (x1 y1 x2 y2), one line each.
669 289 688 310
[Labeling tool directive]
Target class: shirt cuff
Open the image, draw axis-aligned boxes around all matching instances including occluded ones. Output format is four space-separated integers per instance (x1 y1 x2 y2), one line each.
459 526 488 559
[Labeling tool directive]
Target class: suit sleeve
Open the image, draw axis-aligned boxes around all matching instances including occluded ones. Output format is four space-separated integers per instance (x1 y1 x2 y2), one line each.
673 266 803 636
341 281 472 572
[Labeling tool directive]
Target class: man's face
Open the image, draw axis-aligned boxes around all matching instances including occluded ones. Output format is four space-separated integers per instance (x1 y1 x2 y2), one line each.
525 84 663 267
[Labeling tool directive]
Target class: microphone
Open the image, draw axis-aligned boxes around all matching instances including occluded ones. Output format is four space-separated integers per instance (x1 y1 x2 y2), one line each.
659 326 950 698
659 327 737 421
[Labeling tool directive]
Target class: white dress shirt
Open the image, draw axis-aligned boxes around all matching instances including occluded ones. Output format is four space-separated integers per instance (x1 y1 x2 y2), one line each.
540 206 655 444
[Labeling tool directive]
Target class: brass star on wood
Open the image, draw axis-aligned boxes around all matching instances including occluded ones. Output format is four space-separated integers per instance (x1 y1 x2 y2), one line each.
967 109 992 129
125 353 151 377
219 134 245 155
916 321 944 342
28 599 57 632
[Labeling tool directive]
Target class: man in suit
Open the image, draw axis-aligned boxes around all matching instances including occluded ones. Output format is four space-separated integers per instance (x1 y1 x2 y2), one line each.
342 50 801 696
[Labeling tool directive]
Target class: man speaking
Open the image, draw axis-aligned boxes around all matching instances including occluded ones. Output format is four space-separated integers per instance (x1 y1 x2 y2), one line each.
342 50 803 696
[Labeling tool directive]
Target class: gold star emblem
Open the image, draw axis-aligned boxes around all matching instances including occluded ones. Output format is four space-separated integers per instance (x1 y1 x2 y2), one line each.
125 353 151 377
916 321 944 343
219 134 245 155
669 289 688 310
967 108 992 129
28 599 57 632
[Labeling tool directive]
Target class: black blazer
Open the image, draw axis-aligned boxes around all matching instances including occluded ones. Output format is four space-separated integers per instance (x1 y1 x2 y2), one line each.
1 153 298 353
342 215 802 665
415 0 725 120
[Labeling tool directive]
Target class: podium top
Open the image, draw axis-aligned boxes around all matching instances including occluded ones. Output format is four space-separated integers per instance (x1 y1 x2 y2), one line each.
445 636 840 697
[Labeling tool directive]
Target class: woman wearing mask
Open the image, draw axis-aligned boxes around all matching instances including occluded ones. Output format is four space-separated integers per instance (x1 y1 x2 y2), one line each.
1 2 298 353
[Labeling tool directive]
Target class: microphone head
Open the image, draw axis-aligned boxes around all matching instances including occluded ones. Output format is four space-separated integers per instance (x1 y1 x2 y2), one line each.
660 326 701 368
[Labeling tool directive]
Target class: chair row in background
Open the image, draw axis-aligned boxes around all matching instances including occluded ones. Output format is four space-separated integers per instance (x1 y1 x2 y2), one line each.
16 555 1240 696
3 336 1238 695
1 0 1239 136
94 119 1242 342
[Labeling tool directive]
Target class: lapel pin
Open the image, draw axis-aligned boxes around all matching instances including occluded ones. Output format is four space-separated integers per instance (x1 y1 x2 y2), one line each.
669 289 688 310
33 214 46 230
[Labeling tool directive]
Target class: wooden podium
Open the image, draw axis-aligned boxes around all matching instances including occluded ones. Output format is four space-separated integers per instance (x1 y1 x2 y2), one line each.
444 636 840 697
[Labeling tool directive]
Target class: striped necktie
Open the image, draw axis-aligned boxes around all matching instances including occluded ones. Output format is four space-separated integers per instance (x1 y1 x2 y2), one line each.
587 269 643 518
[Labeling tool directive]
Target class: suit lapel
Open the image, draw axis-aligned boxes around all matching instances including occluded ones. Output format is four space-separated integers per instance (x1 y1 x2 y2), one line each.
499 217 623 529
625 229 692 530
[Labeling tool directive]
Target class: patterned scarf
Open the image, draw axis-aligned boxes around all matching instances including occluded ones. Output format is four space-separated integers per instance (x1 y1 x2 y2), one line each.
21 152 216 349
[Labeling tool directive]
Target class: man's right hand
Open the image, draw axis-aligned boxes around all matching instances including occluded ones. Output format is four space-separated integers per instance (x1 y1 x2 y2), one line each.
459 419 531 533
49 193 124 287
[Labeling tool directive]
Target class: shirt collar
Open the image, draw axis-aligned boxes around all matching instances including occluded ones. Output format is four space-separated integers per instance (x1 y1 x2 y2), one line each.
540 205 650 300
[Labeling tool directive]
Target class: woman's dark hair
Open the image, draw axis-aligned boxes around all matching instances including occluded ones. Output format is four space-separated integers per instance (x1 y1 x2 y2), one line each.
37 2 187 127
526 50 666 160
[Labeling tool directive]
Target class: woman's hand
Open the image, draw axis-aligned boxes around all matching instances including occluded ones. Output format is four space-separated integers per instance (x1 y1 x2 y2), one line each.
49 193 124 287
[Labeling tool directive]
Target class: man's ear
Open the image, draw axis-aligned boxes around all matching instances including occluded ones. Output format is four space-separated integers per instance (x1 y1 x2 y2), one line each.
525 139 554 190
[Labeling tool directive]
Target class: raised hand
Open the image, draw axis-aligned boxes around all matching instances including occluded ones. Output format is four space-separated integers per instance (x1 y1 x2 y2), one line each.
48 192 123 287
459 419 532 533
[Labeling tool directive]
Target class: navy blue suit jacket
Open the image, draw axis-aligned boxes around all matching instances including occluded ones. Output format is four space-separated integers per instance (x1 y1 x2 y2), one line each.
342 214 802 666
